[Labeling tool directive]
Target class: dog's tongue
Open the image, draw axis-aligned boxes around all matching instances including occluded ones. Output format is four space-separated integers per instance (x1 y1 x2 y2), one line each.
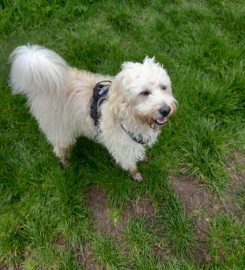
156 116 166 125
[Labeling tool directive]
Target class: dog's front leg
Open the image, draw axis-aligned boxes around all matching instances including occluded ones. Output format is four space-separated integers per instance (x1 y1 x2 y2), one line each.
114 153 143 181
109 146 144 181
53 144 72 167
141 155 149 163
129 167 143 182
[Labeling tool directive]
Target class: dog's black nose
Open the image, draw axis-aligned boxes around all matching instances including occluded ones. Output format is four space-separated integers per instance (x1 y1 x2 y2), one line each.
159 105 171 117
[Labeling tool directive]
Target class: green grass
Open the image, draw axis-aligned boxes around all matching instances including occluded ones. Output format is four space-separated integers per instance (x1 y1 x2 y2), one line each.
0 0 245 269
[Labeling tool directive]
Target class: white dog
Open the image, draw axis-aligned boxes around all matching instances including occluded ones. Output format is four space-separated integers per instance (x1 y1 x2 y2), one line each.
9 45 177 181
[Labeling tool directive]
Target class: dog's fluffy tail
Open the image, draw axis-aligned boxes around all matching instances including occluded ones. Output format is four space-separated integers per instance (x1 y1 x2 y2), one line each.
9 44 69 95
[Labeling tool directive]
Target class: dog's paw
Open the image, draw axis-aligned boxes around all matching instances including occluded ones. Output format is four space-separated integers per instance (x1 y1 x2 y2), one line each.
131 171 143 182
142 156 149 163
60 156 69 167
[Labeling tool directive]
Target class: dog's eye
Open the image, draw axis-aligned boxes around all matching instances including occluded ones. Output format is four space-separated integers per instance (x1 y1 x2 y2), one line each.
160 85 167 90
140 90 151 96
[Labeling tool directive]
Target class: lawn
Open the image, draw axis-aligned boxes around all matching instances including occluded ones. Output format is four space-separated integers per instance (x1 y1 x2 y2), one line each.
0 0 245 269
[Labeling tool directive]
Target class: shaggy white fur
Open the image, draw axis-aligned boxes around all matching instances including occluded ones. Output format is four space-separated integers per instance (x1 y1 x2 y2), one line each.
9 45 177 181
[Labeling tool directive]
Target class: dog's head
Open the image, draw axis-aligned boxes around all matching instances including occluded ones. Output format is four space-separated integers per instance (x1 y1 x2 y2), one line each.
110 57 177 128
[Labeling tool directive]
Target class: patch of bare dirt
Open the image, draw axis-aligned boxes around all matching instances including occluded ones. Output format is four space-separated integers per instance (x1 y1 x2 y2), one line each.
233 152 245 165
152 243 170 262
0 264 22 270
224 152 245 218
53 236 99 269
86 187 156 237
86 187 112 234
86 186 158 264
0 262 23 270
74 245 99 270
172 175 217 215
171 153 245 264
172 175 214 264
53 236 68 247
0 264 8 270
120 195 156 230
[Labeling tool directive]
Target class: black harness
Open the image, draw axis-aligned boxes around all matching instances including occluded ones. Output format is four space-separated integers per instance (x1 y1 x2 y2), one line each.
90 80 148 145
90 80 111 126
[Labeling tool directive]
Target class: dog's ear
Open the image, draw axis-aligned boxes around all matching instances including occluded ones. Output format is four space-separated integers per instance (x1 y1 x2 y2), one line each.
143 56 156 64
113 96 127 117
109 91 128 120
123 58 157 68
143 56 164 70
108 75 128 119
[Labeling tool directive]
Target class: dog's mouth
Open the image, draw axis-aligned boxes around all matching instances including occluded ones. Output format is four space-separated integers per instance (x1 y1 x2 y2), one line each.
152 116 168 126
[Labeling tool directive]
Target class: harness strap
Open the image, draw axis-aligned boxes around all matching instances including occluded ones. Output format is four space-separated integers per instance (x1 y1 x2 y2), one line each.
90 80 111 126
